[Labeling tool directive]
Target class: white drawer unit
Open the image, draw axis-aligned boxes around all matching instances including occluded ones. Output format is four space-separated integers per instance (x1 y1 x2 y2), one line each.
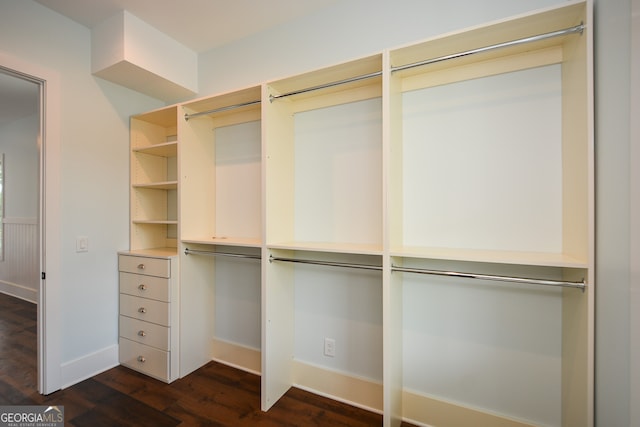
119 315 170 350
118 250 178 383
119 294 170 326
119 272 170 302
119 254 171 278
119 338 170 382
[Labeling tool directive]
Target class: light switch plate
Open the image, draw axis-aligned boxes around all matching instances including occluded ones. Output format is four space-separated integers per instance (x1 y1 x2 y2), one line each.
76 236 89 252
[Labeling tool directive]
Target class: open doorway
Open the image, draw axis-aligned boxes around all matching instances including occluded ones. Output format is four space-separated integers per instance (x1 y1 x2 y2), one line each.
0 68 41 391
0 55 62 394
0 71 40 301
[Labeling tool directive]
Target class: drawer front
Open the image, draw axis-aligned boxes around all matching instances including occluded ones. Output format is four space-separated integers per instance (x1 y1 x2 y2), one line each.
120 272 170 302
119 338 169 382
120 294 170 326
119 255 170 278
119 315 170 351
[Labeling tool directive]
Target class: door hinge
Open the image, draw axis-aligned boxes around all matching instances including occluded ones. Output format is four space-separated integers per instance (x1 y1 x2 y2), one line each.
41 272 46 280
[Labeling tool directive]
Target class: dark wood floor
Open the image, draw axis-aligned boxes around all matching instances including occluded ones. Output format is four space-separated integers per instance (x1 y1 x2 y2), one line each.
0 292 415 426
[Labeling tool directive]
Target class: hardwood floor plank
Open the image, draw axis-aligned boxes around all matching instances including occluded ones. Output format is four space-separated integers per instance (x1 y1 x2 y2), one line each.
0 292 418 426
71 391 181 427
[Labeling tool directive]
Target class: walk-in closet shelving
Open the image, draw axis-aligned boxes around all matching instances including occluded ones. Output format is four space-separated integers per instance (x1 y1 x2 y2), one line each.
180 243 262 376
263 249 384 412
264 54 384 255
262 55 386 412
130 106 179 251
385 1 593 426
178 87 263 378
124 1 593 425
180 86 262 247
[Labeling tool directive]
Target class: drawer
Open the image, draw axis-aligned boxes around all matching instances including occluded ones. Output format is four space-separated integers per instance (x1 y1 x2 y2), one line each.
119 338 170 382
119 255 170 278
119 315 170 351
120 272 170 302
120 294 170 327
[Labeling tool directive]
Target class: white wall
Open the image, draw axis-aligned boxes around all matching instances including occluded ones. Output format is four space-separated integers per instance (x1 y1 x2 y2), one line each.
631 0 640 424
0 113 38 218
0 0 163 385
594 0 633 425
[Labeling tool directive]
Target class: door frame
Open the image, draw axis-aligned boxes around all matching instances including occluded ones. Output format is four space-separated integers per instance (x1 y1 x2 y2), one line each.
0 52 62 394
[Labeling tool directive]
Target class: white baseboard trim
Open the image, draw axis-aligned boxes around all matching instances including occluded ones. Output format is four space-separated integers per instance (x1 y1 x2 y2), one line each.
0 280 37 303
60 344 119 389
292 360 383 414
402 389 537 427
211 338 261 376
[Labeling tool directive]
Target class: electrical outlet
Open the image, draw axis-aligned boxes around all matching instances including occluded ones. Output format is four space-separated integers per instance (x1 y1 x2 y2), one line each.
324 337 335 357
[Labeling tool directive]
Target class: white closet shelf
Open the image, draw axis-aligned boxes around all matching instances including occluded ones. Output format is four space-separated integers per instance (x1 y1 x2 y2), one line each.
267 241 383 256
124 247 178 257
133 141 178 157
132 181 178 190
182 237 262 248
132 220 178 225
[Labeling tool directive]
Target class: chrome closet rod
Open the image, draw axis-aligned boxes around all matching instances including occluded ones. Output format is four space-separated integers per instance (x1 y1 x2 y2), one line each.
186 25 583 114
391 23 584 73
184 99 261 121
269 255 382 272
391 265 586 290
269 71 383 102
184 248 261 260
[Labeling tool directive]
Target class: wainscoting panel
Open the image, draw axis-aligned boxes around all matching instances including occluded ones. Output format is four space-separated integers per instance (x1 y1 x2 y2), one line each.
0 217 38 302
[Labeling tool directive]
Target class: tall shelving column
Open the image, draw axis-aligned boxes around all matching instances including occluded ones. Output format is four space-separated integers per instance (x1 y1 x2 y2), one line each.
130 106 179 252
122 106 180 382
263 55 385 412
178 87 263 378
385 1 593 426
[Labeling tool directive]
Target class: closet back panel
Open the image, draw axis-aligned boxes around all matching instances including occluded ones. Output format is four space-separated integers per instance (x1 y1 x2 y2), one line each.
293 98 382 247
214 254 261 350
214 120 262 240
402 63 562 253
293 261 383 382
402 265 563 426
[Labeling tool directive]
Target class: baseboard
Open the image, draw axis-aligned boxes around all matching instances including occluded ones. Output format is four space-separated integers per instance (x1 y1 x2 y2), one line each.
211 338 261 375
292 360 383 413
0 280 37 303
402 389 537 427
60 344 119 389
189 339 537 426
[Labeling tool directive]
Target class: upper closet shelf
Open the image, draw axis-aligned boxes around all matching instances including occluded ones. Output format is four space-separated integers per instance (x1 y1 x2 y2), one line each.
182 237 262 248
133 141 178 157
268 241 383 256
133 181 178 190
390 246 588 269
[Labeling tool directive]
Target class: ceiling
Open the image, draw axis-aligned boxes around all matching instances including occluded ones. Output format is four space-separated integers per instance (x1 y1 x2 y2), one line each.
1 0 339 124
